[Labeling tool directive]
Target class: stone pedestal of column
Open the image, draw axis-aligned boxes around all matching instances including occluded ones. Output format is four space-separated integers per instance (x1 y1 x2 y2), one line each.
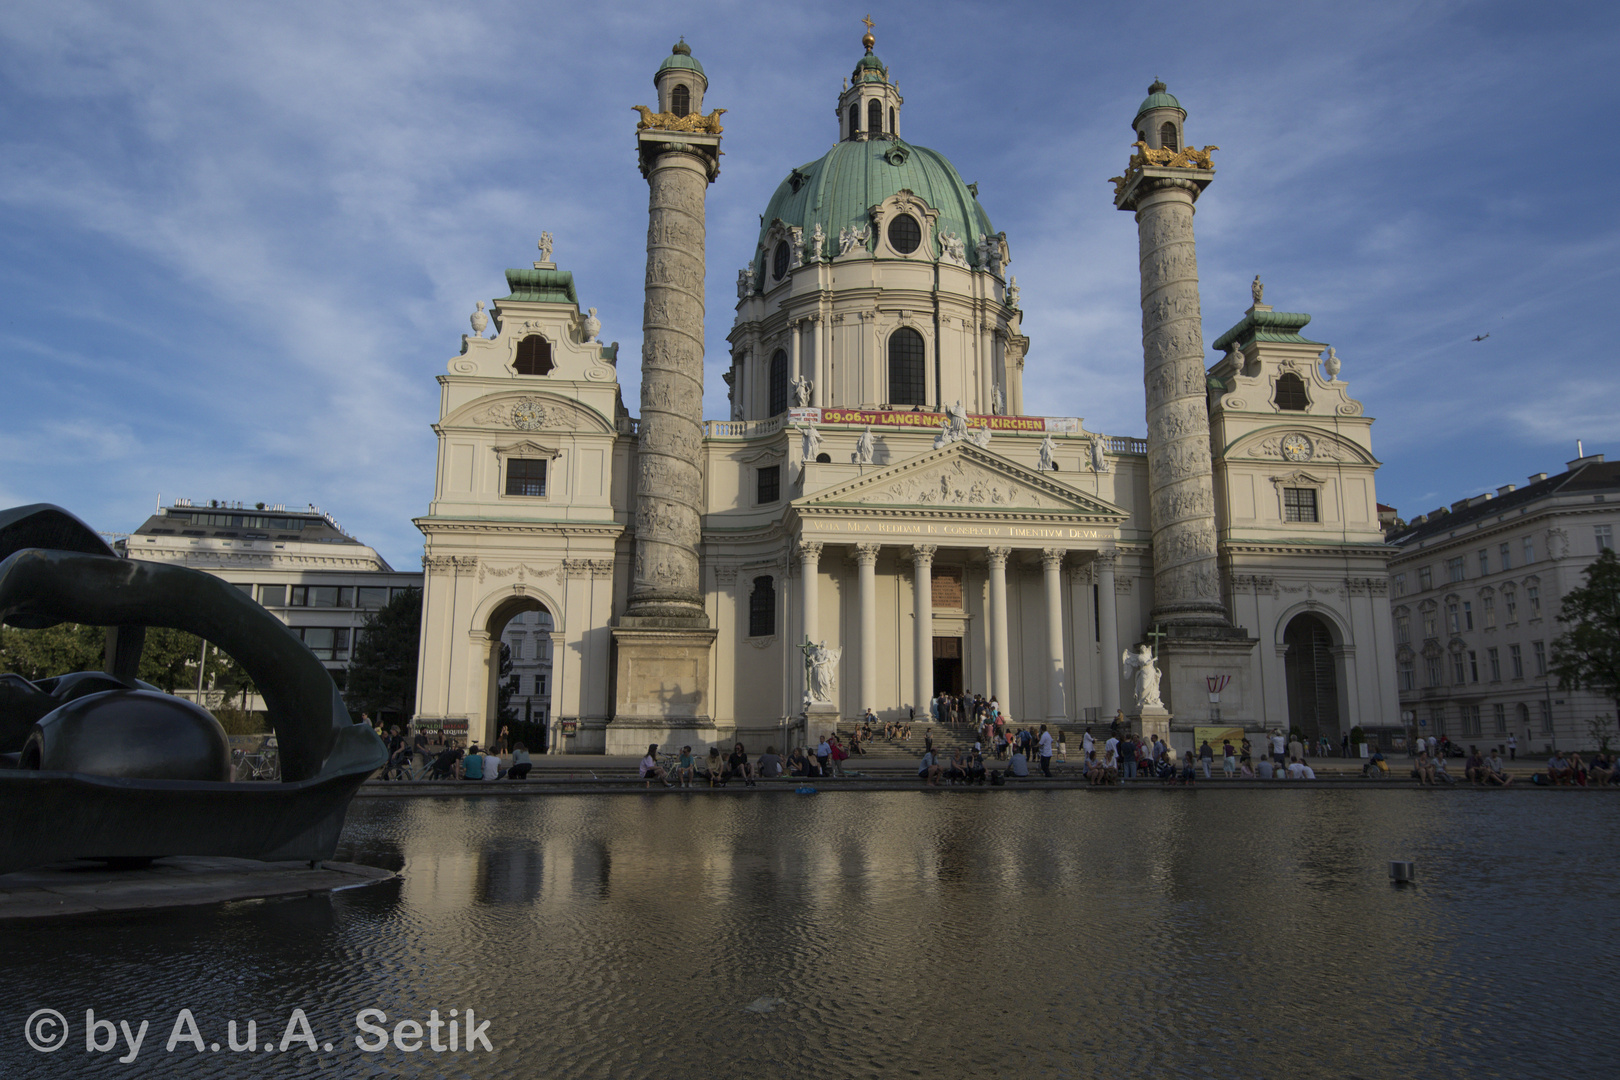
1127 705 1172 746
805 702 841 745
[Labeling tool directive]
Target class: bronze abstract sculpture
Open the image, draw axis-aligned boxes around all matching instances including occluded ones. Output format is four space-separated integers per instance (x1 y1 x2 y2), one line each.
0 504 387 874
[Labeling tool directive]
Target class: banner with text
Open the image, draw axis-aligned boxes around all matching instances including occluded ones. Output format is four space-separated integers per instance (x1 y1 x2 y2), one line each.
793 407 1076 434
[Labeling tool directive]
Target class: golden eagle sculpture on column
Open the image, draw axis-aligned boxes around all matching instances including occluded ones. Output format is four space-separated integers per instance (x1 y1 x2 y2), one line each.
632 105 727 134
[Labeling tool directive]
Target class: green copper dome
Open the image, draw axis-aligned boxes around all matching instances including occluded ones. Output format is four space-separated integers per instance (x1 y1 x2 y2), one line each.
752 138 994 284
1134 80 1183 123
656 40 705 80
854 52 887 81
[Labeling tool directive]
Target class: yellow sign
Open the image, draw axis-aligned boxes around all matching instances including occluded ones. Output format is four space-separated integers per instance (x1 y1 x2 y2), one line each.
1193 727 1245 753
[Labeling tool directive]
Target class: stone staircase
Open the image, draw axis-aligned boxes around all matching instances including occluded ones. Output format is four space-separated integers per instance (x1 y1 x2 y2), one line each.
833 722 985 763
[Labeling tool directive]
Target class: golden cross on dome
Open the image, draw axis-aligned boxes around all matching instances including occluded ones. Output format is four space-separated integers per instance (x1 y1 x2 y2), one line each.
862 14 875 33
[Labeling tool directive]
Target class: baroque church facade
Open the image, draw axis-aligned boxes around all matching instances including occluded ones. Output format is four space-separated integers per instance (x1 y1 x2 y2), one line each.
410 34 1399 754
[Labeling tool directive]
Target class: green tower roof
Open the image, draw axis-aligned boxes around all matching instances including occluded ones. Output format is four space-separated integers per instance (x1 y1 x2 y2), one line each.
656 40 705 80
1134 80 1184 123
501 268 578 306
752 138 993 283
1211 309 1324 352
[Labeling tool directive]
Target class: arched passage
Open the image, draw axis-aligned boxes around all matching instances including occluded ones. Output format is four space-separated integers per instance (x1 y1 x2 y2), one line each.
1283 612 1340 748
483 595 555 752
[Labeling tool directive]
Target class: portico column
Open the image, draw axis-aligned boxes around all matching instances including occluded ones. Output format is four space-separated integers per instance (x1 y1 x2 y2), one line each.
855 543 880 711
986 546 1012 706
911 545 937 716
798 541 823 645
1096 549 1121 719
1041 548 1066 720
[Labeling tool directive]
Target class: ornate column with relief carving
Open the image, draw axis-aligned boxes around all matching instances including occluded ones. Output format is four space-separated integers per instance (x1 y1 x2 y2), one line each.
1041 548 1066 720
1115 126 1226 628
911 545 937 714
611 46 722 751
855 543 880 712
987 546 1012 707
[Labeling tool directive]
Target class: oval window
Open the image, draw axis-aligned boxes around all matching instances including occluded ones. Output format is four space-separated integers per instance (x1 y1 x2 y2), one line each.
773 241 790 281
887 213 921 254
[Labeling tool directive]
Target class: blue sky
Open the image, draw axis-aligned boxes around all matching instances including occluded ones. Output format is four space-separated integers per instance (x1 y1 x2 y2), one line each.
2 0 1617 569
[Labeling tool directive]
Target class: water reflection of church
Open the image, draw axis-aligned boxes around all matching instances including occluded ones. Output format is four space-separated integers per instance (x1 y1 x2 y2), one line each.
410 32 1399 753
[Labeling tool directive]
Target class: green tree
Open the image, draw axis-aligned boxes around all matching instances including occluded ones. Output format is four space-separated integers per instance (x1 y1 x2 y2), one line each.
497 642 519 722
0 622 105 681
1550 548 1620 749
345 587 422 721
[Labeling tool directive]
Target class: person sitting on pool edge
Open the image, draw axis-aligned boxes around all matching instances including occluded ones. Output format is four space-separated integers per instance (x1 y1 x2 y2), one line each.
756 746 785 780
671 745 695 787
726 743 756 787
639 744 667 788
917 748 944 785
462 743 484 780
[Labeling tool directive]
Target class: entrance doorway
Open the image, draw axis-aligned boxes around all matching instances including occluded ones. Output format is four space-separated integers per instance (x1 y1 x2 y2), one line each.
932 636 963 697
485 597 554 752
1283 613 1340 748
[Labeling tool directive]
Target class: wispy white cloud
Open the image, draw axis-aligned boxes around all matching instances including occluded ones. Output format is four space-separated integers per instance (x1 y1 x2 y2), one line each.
1 0 1618 564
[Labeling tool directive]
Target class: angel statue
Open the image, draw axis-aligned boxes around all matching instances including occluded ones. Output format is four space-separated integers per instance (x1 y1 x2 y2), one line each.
1122 643 1163 709
810 223 826 261
791 374 813 407
798 421 823 460
855 426 875 465
1037 433 1056 472
798 638 841 703
1090 434 1110 473
737 266 753 299
1251 275 1264 305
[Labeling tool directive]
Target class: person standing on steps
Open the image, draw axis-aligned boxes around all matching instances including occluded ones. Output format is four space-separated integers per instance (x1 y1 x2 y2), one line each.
1038 725 1053 777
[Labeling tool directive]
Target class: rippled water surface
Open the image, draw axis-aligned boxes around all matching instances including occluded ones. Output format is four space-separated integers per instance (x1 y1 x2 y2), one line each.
4 789 1619 1078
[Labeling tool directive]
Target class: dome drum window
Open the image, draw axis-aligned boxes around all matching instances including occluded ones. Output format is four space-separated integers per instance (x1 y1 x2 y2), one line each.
768 349 789 416
887 327 926 407
772 241 790 281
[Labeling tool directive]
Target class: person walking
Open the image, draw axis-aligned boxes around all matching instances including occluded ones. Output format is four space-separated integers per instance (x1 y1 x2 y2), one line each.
1507 733 1517 760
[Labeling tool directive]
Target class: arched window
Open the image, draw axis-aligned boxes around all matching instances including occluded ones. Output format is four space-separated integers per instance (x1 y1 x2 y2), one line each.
1160 121 1178 151
848 103 859 138
670 84 690 118
1137 129 1145 143
1274 372 1308 410
514 334 554 376
749 576 775 637
868 99 883 137
888 106 896 134
772 241 790 281
769 349 789 416
888 327 926 406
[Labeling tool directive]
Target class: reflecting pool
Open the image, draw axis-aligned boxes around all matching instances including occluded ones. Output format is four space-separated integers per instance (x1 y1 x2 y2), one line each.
4 789 1619 1078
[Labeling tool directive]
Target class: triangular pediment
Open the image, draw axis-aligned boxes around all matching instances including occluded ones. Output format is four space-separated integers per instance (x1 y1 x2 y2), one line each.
796 442 1127 518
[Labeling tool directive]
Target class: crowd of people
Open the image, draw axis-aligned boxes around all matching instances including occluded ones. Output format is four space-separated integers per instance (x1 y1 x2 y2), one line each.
370 718 1619 791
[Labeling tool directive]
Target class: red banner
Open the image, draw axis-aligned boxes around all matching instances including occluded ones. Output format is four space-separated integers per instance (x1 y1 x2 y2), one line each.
811 408 1055 433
